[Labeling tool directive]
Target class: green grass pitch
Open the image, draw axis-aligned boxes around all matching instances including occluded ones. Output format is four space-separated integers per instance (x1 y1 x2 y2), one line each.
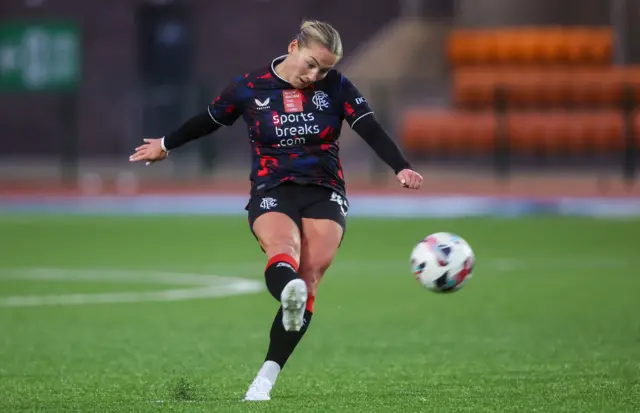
0 216 638 412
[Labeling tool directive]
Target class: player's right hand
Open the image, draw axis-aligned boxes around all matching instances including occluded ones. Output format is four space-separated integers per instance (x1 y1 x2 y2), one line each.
129 138 168 166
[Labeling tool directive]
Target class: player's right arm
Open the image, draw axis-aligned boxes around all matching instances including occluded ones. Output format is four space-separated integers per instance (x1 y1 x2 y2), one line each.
129 76 244 165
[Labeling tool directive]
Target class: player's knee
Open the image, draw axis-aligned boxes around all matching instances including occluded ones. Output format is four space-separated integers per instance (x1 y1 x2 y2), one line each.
261 235 300 262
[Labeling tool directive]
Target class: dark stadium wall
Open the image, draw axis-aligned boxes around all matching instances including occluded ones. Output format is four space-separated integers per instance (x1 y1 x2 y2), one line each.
0 0 400 157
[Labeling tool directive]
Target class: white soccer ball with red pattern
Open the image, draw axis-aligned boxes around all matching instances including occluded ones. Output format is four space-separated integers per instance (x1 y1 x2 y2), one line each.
410 232 475 293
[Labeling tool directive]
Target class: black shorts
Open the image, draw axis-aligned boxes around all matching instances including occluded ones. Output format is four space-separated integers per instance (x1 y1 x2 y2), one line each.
246 182 349 236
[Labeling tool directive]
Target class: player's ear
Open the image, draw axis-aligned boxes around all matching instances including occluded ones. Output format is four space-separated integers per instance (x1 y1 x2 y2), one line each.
288 39 298 55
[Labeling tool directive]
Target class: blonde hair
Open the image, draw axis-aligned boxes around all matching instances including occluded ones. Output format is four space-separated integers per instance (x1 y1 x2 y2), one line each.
296 20 343 59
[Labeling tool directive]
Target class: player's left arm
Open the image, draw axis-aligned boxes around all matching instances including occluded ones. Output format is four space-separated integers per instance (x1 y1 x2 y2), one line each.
340 75 423 189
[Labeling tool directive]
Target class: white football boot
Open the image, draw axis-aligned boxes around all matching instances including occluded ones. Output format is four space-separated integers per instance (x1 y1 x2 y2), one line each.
280 278 308 332
244 376 273 401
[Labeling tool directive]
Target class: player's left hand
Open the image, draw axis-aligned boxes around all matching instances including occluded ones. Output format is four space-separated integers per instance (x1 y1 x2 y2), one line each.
396 169 423 190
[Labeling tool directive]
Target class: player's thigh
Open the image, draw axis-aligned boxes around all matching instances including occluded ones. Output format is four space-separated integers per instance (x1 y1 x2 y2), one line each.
298 217 344 294
298 188 348 275
247 186 302 260
252 212 301 261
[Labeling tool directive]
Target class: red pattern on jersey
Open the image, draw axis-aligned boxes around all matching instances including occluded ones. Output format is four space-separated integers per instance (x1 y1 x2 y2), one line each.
319 126 332 139
344 102 355 117
258 156 278 177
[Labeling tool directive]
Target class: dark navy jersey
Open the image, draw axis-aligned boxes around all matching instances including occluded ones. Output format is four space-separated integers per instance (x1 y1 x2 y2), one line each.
207 55 374 197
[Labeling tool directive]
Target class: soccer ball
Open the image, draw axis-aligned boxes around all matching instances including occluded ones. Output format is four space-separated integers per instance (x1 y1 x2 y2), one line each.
410 232 475 293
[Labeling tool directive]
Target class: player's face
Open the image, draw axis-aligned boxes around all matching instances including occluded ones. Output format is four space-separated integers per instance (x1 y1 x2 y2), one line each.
287 40 338 89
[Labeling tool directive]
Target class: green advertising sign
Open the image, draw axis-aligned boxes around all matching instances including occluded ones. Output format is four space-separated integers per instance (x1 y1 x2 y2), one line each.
0 20 81 92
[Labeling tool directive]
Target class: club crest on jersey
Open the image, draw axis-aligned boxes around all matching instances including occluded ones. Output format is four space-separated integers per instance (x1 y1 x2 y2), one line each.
312 91 330 111
254 97 270 110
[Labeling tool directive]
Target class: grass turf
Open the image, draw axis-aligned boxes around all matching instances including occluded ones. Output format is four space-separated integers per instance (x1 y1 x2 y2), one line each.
0 216 638 412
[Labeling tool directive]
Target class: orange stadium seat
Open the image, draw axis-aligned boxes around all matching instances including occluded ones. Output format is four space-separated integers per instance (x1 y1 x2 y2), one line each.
531 27 566 63
447 27 613 67
447 29 472 65
622 66 640 103
563 28 590 63
506 111 552 154
399 109 497 155
590 110 626 151
631 110 640 147
399 109 627 157
442 26 631 159
585 27 614 65
452 66 640 108
506 110 624 155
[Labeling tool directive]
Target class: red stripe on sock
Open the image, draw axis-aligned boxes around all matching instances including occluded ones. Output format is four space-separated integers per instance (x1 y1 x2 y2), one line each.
306 294 315 313
267 253 299 272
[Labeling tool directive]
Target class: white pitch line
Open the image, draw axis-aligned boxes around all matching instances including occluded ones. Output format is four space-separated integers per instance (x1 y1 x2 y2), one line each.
0 268 243 285
0 256 631 307
0 268 263 307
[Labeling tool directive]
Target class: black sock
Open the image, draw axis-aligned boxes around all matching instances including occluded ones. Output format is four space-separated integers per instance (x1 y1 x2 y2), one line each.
265 308 313 368
264 254 299 301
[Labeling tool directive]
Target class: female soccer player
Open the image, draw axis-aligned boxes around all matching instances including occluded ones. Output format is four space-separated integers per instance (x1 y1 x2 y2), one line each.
129 20 423 401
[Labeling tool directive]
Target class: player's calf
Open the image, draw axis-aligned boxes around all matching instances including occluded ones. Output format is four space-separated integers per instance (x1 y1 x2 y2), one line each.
264 253 301 302
263 251 308 332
